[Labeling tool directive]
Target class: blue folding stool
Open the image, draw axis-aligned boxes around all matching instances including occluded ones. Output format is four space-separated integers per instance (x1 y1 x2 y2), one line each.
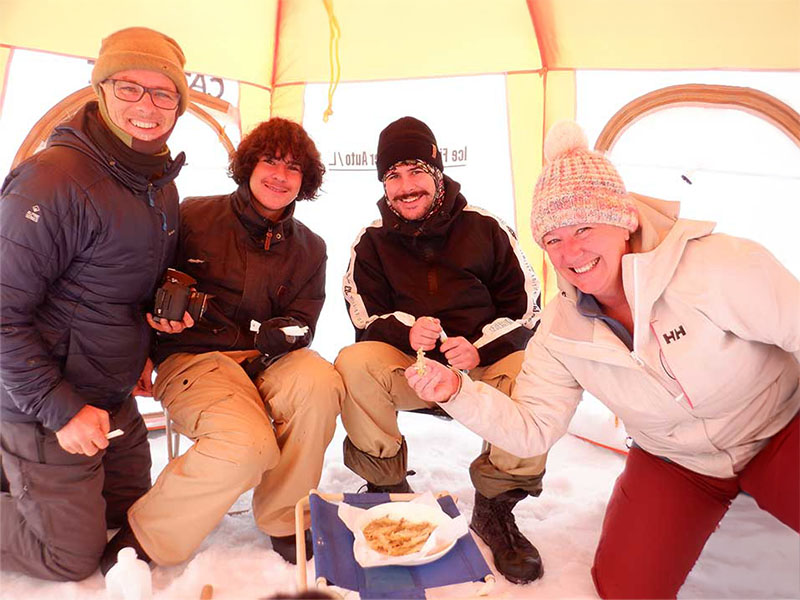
294 490 495 599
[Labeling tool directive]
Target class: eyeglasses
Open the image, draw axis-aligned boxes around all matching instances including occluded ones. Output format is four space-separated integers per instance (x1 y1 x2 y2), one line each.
103 79 181 110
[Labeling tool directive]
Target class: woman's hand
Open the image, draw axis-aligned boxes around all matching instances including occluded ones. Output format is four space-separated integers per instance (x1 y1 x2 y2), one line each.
404 358 460 403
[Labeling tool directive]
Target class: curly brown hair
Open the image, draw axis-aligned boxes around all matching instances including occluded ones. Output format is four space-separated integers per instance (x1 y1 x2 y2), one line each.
228 118 325 200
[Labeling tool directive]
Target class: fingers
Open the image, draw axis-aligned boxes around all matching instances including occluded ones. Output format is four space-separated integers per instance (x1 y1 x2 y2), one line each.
146 312 187 334
404 359 456 402
410 330 438 351
78 434 107 456
412 338 437 351
404 365 440 401
441 337 479 370
136 359 154 396
420 316 441 331
57 427 109 456
137 375 154 395
132 382 153 398
182 311 195 328
163 319 185 333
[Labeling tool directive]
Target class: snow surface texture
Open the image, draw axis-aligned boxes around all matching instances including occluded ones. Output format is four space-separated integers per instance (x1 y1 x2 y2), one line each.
1 413 798 599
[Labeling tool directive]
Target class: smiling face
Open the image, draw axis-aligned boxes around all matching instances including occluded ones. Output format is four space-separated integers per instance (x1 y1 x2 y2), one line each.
99 69 178 142
248 153 303 221
383 163 437 221
542 223 631 305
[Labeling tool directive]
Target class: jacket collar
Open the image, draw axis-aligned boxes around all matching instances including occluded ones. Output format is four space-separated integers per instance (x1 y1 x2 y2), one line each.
231 183 295 247
47 102 184 195
377 175 466 238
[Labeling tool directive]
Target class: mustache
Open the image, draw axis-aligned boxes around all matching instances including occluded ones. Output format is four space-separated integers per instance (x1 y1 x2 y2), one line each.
392 191 430 202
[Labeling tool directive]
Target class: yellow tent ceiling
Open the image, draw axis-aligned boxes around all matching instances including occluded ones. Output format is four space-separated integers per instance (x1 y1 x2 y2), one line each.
1 0 797 89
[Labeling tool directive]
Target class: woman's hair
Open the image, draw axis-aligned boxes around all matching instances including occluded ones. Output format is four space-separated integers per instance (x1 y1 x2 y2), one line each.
228 117 325 200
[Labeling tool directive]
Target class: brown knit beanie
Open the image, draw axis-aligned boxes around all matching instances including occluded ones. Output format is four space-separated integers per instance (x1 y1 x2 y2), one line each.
530 121 639 246
91 27 189 115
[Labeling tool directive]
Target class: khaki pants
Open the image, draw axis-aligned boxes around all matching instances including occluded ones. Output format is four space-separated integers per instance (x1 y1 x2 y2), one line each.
128 348 342 565
335 341 547 498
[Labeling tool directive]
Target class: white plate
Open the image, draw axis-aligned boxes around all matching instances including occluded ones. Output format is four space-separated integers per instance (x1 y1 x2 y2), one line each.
354 501 458 566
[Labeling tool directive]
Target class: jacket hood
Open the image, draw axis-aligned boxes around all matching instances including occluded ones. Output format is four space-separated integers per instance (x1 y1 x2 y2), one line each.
377 174 466 238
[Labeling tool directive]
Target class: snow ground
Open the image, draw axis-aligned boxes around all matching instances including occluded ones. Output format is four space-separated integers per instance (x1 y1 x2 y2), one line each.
1 413 798 599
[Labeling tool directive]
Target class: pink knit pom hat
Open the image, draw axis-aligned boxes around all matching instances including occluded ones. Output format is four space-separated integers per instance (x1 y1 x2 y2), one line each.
530 121 638 246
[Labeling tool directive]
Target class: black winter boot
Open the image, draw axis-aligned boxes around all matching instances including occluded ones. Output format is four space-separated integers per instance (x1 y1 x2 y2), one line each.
270 529 313 564
470 489 543 584
100 521 152 576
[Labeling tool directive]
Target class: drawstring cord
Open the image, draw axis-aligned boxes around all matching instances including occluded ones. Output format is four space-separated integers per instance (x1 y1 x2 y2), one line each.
321 0 341 122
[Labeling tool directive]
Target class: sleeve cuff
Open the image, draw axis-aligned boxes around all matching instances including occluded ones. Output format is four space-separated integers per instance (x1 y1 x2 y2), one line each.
37 379 86 432
439 368 465 404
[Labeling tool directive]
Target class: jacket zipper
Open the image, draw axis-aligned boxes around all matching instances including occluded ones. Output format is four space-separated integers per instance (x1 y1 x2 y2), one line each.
264 228 273 251
629 349 693 409
648 321 694 409
628 253 693 407
147 183 167 231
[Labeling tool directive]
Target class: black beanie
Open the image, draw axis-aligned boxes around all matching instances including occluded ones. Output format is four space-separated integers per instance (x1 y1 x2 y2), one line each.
376 116 443 181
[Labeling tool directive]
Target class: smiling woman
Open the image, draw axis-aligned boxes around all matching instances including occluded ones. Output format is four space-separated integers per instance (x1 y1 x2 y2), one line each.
405 119 800 599
541 224 632 330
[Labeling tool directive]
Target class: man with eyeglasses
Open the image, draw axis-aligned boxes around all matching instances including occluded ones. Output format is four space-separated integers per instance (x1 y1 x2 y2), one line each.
0 27 189 581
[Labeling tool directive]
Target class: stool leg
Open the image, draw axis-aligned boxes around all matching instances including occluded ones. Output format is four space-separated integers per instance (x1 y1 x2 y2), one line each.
164 407 180 461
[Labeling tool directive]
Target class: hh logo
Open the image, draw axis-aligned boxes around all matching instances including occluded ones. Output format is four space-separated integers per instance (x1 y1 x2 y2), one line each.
663 325 687 344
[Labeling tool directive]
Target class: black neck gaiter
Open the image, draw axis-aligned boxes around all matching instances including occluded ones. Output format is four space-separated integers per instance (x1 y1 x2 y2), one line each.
85 102 171 180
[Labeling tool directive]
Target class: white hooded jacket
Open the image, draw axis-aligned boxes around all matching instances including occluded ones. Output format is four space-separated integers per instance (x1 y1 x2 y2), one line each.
443 194 800 477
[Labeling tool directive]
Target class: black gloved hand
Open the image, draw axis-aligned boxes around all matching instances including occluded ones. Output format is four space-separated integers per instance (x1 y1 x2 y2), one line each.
253 316 311 359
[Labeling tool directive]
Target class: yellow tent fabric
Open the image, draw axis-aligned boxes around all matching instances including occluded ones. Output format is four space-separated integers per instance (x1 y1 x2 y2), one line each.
3 1 796 85
1 0 798 297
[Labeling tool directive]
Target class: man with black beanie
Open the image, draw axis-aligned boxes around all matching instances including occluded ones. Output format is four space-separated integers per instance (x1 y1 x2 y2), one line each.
336 116 547 584
0 27 188 580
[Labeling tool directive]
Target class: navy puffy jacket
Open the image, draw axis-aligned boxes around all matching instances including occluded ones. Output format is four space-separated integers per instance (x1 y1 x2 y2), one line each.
0 103 182 431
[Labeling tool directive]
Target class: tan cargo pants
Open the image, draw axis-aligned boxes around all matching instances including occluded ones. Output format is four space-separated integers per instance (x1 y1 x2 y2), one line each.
128 348 342 565
335 341 547 498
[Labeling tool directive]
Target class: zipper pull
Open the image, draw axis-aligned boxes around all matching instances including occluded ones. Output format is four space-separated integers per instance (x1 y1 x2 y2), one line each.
630 351 644 367
264 229 273 251
146 183 155 207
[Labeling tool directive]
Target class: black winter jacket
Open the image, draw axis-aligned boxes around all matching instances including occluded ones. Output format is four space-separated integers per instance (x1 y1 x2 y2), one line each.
153 185 327 364
342 176 540 366
0 103 182 431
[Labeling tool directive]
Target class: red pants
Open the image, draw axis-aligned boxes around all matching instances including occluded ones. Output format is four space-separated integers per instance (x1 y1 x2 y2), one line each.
592 414 799 599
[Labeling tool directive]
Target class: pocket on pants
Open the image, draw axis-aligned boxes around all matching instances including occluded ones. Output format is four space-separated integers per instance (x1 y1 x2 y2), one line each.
156 355 220 409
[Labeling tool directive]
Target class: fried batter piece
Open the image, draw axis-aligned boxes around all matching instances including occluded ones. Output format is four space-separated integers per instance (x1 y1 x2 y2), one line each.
363 517 436 556
415 347 426 376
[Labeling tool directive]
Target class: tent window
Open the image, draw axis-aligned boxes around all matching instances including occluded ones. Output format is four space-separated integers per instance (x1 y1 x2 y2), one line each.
0 49 240 200
577 72 800 276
